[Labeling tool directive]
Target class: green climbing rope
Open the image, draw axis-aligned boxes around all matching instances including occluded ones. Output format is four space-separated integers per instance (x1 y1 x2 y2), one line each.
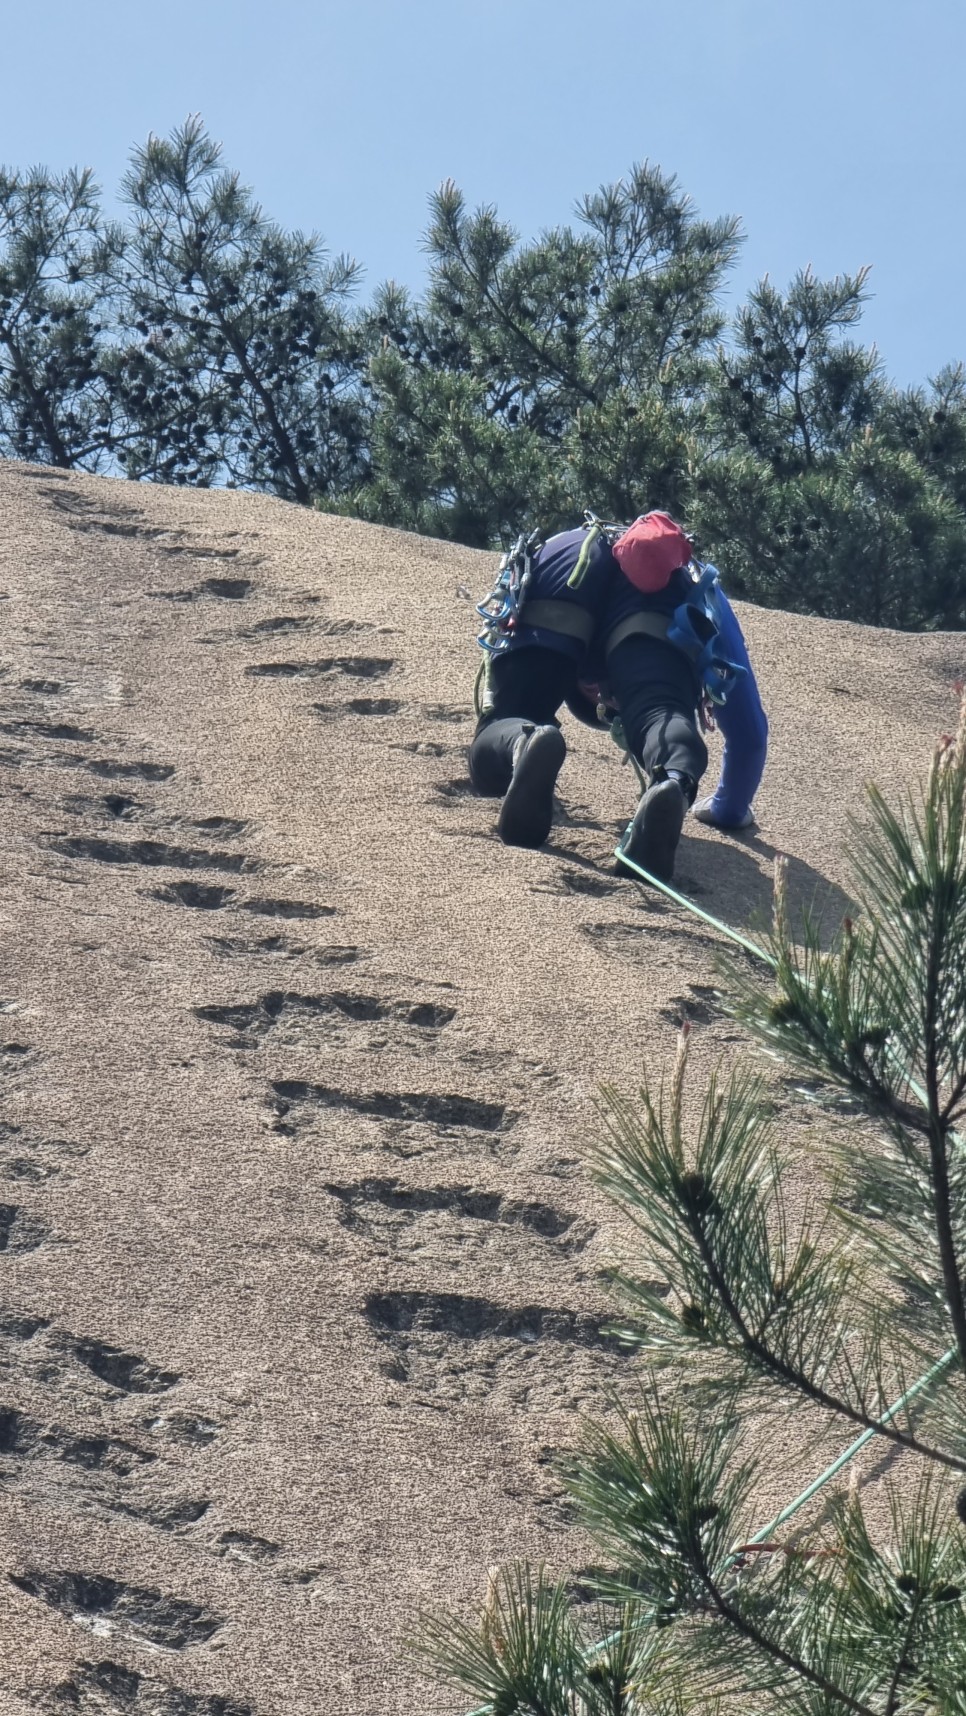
614 843 774 965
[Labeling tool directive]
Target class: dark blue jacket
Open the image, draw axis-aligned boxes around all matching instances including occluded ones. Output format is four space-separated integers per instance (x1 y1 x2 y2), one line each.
508 526 619 660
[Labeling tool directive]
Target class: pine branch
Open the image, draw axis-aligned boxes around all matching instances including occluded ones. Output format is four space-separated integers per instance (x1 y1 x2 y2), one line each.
695 1566 878 1716
432 183 598 407
0 323 71 465
882 1604 920 1716
679 1183 965 1471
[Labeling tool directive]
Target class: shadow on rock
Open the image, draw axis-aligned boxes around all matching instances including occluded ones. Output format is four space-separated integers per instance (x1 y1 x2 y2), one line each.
667 827 856 954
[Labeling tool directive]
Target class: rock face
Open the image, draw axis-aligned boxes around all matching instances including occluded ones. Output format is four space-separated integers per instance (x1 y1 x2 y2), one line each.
0 460 961 1713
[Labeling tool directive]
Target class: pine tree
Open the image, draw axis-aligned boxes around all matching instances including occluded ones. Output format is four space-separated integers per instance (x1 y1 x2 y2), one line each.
419 701 966 1713
0 166 121 469
117 117 368 500
1 134 962 631
694 270 966 627
351 164 740 543
886 363 966 521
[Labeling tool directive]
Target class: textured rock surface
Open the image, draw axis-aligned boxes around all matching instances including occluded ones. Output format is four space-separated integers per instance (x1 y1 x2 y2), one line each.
0 460 962 1713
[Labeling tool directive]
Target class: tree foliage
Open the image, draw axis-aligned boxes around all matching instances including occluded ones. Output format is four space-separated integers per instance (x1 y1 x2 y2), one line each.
693 270 966 626
419 706 966 1713
0 123 964 628
0 165 120 469
117 117 368 499
353 164 740 544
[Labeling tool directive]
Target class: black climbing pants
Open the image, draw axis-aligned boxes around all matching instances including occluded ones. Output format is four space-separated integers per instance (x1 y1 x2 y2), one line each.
469 638 708 799
606 635 708 792
469 648 578 797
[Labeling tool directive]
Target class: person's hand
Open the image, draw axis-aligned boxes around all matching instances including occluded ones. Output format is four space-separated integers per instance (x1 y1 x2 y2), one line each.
693 797 755 830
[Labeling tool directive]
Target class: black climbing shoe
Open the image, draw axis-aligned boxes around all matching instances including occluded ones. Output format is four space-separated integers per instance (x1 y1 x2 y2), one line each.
617 777 687 883
497 724 566 848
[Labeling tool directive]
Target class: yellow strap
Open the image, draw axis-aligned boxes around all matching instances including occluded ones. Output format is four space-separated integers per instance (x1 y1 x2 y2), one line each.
473 656 488 718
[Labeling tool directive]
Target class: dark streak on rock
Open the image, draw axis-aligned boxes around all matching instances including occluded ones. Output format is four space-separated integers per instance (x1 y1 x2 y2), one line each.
272 1081 508 1133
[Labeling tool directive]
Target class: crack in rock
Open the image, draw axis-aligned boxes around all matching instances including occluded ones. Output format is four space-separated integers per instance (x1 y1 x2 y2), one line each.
0 1408 156 1475
195 990 455 1041
241 897 334 920
104 1495 210 1531
151 883 237 911
246 656 395 680
49 837 256 874
47 1658 252 1715
0 1203 48 1253
215 1528 279 1563
325 1177 581 1241
141 1412 222 1446
0 718 97 743
150 577 253 602
83 760 176 781
202 933 304 959
365 1290 620 1349
56 1335 181 1394
313 697 403 717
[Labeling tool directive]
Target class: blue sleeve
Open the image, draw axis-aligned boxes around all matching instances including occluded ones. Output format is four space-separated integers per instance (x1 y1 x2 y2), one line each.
707 596 768 825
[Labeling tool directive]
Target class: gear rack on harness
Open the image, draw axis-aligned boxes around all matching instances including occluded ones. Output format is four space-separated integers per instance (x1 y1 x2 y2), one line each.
475 527 544 653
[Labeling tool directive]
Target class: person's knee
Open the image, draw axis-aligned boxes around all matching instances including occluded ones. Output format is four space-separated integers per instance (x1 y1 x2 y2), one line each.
469 737 506 796
469 718 521 796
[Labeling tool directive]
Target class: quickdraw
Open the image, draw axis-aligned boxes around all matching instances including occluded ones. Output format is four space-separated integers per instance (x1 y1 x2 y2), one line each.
474 527 545 655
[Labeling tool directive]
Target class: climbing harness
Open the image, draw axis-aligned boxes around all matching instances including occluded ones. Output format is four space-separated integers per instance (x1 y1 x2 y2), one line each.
474 513 622 658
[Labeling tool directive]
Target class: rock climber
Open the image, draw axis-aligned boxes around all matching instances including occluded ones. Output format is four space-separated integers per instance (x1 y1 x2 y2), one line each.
469 511 768 882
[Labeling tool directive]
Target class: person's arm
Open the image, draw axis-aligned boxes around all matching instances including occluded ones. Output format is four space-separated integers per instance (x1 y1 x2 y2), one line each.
694 595 768 829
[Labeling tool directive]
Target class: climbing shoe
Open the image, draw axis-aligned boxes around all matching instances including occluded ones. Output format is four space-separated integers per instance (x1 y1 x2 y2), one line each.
617 777 687 883
497 724 566 848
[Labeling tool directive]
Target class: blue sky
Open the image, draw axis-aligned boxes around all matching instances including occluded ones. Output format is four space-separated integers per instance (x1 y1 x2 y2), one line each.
4 0 963 389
